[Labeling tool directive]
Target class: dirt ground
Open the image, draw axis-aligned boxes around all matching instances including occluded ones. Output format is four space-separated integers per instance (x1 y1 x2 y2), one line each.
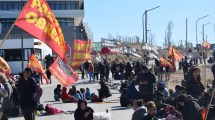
167 65 214 90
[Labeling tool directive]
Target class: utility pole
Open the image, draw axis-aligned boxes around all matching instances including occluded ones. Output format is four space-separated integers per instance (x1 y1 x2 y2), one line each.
186 18 188 50
145 10 147 43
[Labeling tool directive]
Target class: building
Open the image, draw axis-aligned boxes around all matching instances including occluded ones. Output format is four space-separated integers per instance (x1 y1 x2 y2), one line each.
0 0 91 73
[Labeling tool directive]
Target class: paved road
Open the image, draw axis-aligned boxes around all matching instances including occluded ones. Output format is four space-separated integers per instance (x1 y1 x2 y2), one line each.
10 76 133 120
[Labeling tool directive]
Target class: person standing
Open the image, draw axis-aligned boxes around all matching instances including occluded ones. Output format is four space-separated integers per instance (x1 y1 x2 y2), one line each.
93 63 99 81
84 60 90 79
17 68 37 120
80 62 85 79
136 65 156 103
45 70 52 84
0 72 13 120
88 63 95 82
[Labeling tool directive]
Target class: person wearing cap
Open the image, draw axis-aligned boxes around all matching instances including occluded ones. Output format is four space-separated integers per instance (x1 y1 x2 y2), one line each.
136 65 156 103
176 94 202 120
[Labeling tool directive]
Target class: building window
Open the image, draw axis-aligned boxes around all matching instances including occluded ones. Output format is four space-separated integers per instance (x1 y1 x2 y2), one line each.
57 18 74 27
0 1 79 11
0 19 15 27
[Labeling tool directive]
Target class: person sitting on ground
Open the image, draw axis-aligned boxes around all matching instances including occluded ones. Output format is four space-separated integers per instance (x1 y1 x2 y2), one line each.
154 91 168 111
127 80 138 101
131 99 147 120
186 67 205 104
80 88 86 100
156 82 169 99
85 88 91 100
136 65 156 103
74 100 94 120
61 87 78 103
71 90 81 100
143 101 158 120
119 80 128 93
54 84 62 101
176 94 202 120
91 93 100 102
120 88 129 107
98 81 112 102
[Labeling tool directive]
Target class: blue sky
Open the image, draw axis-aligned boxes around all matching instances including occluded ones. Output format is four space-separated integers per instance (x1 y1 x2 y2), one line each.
84 0 215 47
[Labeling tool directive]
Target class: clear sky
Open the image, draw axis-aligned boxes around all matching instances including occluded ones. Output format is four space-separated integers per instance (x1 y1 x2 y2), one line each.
84 0 215 47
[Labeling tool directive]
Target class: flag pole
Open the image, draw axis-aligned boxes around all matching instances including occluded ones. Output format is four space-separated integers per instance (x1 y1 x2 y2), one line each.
0 0 29 49
205 89 215 120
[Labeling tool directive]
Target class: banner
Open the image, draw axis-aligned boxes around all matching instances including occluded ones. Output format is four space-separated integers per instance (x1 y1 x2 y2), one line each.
71 39 92 68
49 57 78 87
28 54 49 84
15 0 69 61
0 57 11 77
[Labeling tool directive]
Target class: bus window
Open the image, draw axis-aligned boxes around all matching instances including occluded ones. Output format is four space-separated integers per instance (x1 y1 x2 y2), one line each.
5 49 21 61
34 48 42 61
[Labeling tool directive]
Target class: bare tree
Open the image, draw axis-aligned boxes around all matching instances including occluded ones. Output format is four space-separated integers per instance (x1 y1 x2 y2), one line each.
165 20 174 48
108 33 113 39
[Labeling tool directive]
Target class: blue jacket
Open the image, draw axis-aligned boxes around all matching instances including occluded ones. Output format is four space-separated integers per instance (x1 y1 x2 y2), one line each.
127 81 138 99
85 88 91 100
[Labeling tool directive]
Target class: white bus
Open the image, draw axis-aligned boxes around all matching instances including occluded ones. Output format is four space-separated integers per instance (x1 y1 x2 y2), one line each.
0 38 52 74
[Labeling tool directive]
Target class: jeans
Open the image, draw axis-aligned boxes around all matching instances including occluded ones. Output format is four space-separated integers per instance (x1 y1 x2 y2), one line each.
22 106 35 120
89 72 94 81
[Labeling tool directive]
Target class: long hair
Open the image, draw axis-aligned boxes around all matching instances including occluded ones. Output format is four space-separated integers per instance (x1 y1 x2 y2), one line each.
189 66 205 90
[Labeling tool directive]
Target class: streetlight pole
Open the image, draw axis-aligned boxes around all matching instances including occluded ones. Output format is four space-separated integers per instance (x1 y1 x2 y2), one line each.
142 12 145 44
196 15 209 46
145 6 160 43
202 23 210 42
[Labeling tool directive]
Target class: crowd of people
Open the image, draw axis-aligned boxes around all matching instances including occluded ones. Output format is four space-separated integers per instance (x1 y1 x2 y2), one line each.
0 54 215 120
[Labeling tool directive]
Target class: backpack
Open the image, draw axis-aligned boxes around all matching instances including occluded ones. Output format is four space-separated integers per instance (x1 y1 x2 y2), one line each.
31 77 43 102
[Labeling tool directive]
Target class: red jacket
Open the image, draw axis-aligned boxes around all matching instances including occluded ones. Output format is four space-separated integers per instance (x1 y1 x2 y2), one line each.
61 87 77 102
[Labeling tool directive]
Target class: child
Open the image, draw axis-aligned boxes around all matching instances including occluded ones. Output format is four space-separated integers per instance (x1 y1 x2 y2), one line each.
85 88 91 100
54 84 62 101
143 101 158 120
80 88 86 100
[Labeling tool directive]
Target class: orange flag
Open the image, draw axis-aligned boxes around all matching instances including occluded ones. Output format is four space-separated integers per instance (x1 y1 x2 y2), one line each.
0 57 11 77
202 41 211 49
168 45 183 62
28 54 49 84
168 46 176 72
15 0 69 61
160 57 173 67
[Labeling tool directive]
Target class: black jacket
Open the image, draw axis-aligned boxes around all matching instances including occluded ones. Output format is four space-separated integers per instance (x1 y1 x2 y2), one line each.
181 96 202 120
143 114 158 120
74 100 94 120
17 76 37 108
137 72 156 96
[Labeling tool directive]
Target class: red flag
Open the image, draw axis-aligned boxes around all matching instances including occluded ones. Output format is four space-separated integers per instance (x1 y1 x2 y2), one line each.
28 54 49 84
0 57 11 77
15 0 69 61
160 57 173 67
49 57 78 87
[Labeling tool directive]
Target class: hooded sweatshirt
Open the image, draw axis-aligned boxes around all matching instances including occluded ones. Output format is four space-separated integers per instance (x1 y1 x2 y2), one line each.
61 87 77 102
74 100 94 120
85 88 91 100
